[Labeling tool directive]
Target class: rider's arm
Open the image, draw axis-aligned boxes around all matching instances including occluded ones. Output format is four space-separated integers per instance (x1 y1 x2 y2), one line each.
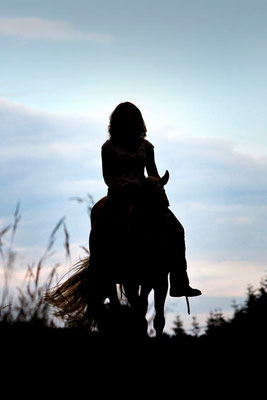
146 145 160 178
101 144 116 188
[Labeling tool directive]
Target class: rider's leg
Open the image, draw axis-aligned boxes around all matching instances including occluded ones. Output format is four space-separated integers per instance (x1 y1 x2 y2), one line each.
167 209 201 297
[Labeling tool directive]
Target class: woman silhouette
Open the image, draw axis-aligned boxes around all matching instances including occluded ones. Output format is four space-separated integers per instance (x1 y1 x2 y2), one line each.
45 101 201 327
101 102 201 297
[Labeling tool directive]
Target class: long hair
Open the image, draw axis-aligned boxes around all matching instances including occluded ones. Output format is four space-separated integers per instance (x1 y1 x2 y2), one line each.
108 102 147 145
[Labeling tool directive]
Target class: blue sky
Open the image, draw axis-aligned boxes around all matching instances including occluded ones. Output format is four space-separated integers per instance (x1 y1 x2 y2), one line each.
1 0 267 333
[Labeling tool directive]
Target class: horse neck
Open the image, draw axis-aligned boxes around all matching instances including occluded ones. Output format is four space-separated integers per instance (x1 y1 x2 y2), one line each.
141 187 167 222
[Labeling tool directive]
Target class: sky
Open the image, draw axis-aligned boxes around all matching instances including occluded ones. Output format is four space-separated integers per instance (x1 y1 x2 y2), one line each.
1 0 267 334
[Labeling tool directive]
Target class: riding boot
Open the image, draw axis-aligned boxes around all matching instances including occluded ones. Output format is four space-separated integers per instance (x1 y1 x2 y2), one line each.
169 259 201 297
169 271 202 297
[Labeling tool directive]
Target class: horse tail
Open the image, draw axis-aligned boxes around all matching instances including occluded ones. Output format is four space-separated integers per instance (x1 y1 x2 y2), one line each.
45 256 93 326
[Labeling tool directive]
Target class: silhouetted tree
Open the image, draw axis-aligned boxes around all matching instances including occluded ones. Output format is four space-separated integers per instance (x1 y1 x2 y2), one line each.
205 309 228 337
191 316 201 337
230 279 267 342
172 315 186 337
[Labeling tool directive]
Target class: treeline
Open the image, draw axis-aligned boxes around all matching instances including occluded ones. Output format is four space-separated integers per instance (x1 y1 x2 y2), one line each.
171 276 267 346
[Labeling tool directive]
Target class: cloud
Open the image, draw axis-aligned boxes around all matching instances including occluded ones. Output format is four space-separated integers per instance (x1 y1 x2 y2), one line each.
0 142 100 161
2 98 267 211
188 258 267 297
1 99 267 310
0 17 116 42
151 133 267 210
0 97 104 147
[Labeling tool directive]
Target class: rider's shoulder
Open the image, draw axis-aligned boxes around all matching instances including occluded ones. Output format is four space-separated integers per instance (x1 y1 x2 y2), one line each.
102 138 154 153
101 139 113 152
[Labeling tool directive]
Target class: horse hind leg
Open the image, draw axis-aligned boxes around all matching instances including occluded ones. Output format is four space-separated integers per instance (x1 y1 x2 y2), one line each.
154 318 166 338
153 276 168 337
124 283 150 337
153 311 165 338
139 285 152 336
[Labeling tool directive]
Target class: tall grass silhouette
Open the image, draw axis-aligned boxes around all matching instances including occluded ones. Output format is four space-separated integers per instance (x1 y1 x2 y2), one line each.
0 203 72 328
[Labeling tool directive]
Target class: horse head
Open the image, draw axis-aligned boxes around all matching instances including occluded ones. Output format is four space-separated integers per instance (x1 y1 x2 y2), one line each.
145 170 170 209
160 170 169 186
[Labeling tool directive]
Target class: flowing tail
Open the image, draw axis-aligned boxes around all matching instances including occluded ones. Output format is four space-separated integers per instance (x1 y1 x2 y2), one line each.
45 256 100 327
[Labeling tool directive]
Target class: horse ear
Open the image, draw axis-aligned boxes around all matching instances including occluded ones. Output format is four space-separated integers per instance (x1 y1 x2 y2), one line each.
160 170 169 186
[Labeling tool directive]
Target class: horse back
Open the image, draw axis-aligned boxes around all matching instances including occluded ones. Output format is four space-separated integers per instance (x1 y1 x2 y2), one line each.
90 196 108 227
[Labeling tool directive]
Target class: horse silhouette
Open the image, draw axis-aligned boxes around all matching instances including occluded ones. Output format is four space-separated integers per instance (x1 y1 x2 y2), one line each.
46 171 173 337
89 170 170 337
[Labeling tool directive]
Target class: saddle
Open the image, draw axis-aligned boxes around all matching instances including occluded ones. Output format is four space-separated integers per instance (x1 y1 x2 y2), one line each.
89 177 170 285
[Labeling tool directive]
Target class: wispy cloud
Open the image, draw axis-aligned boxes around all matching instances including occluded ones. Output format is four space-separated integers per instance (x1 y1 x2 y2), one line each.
0 17 116 43
1 99 267 293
